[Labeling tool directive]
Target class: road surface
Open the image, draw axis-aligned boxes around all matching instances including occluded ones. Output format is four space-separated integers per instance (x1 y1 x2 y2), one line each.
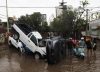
0 40 100 72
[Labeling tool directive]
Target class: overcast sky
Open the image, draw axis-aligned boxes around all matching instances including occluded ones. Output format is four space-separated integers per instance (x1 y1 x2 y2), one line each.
0 0 100 22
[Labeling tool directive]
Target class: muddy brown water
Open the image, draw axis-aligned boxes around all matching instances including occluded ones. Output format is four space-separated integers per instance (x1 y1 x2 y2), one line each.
0 41 100 72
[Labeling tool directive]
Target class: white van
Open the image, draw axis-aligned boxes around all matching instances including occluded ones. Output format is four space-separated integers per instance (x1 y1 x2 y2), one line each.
8 24 46 59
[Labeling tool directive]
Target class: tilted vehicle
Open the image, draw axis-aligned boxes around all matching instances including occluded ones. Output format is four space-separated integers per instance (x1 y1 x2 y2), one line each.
8 24 46 59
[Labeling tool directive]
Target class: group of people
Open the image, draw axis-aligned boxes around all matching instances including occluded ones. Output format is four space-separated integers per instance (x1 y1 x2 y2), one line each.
67 36 97 58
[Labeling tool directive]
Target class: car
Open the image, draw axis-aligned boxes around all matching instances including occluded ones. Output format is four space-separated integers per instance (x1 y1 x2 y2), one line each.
8 24 46 59
8 35 24 53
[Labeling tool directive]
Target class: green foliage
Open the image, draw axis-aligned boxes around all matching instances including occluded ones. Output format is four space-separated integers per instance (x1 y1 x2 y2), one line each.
81 0 89 8
41 21 49 32
75 18 87 31
18 15 28 24
61 10 76 32
30 12 42 30
50 5 87 38
17 12 48 31
50 8 76 33
50 18 61 31
8 17 14 28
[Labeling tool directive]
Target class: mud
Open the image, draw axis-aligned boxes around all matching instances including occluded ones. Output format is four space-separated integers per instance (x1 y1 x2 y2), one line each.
0 40 100 72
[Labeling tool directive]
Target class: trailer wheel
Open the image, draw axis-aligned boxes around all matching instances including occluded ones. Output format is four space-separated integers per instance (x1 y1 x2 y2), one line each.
22 48 25 53
18 47 25 53
34 53 41 60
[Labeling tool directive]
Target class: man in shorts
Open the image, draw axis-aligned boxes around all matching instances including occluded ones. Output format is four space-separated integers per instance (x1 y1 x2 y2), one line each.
85 36 93 57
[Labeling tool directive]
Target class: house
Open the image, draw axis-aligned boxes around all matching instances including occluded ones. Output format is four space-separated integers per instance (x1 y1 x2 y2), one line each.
89 19 100 39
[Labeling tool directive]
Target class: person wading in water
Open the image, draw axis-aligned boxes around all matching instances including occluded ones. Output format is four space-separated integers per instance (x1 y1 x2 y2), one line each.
85 36 93 57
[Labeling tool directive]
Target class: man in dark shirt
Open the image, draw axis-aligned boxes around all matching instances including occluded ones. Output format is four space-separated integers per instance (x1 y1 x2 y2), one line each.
67 38 73 56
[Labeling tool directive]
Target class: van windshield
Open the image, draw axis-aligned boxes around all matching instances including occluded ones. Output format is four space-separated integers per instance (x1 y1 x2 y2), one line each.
30 35 46 47
30 35 37 46
38 39 46 47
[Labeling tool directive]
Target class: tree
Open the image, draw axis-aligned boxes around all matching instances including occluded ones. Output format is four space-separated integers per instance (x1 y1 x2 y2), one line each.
18 15 28 24
75 18 87 31
81 0 89 8
61 10 76 32
73 0 89 32
41 21 49 32
50 17 61 31
50 7 77 37
17 12 49 31
8 17 14 28
30 12 42 31
78 0 89 18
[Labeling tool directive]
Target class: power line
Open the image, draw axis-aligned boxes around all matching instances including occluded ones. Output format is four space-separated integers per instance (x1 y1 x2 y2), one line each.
0 6 55 8
9 7 55 8
1 6 100 10
0 6 6 7
1 5 100 9
89 9 100 14
0 6 100 8
87 7 100 9
0 14 6 17
0 16 7 19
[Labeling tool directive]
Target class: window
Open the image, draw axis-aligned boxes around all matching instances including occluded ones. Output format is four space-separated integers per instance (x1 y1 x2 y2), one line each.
28 33 32 37
38 39 46 47
30 35 37 45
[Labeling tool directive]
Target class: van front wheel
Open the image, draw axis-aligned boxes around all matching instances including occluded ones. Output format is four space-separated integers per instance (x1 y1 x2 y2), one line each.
34 53 41 60
8 41 12 47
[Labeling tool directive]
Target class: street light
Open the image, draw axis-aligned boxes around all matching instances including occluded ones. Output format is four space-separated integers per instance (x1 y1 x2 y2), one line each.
6 0 9 33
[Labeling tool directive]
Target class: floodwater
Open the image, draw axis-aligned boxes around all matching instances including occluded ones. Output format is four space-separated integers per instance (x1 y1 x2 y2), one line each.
0 41 100 72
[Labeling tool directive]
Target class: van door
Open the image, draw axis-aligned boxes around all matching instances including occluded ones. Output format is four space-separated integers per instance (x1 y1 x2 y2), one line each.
27 35 37 52
11 35 18 48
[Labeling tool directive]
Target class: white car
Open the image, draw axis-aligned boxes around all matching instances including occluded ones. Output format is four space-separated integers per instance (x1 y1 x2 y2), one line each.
8 24 46 59
8 35 24 53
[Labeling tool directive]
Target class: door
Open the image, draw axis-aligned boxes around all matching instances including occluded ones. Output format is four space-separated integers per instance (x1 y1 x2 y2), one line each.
11 36 18 48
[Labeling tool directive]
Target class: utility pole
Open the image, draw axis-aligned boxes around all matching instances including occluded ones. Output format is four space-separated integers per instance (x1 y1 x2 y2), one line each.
6 0 9 33
56 0 67 17
60 0 64 6
60 0 67 10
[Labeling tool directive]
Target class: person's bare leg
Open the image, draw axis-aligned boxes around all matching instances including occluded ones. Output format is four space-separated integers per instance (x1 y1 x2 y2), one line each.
86 49 91 63
90 49 92 58
93 50 96 59
87 49 89 57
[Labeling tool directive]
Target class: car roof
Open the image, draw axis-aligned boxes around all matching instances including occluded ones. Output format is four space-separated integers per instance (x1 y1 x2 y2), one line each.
32 31 42 39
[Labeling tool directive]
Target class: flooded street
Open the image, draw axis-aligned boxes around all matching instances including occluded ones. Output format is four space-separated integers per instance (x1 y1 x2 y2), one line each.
0 41 100 72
